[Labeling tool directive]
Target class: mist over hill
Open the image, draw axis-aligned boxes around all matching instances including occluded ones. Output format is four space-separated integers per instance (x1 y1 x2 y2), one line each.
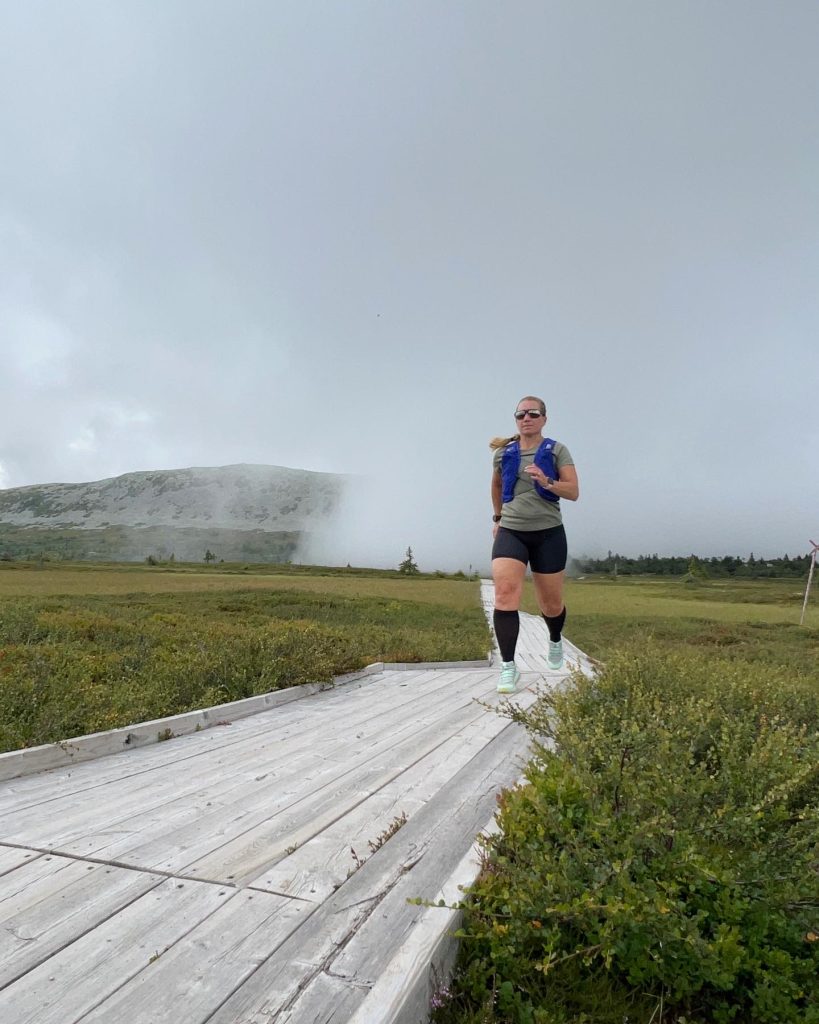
0 464 346 563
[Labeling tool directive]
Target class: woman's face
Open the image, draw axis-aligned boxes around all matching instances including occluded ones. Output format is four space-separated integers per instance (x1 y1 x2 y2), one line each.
514 401 546 441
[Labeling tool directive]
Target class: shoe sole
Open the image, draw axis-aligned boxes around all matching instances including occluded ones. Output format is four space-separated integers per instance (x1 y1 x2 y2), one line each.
497 670 520 694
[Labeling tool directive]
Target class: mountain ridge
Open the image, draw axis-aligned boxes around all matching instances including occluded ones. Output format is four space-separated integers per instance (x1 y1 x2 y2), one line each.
0 463 346 562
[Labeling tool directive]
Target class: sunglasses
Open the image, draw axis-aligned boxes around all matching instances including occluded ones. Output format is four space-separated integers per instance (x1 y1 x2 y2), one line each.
514 409 544 420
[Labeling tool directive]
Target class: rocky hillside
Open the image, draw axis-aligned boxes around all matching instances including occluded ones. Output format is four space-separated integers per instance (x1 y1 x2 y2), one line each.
0 464 346 563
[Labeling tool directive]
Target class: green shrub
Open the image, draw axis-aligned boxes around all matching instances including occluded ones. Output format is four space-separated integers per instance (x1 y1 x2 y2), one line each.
439 647 819 1023
0 587 490 751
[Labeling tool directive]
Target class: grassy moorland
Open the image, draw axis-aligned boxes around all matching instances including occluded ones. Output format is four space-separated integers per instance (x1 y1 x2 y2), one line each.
0 559 481 604
436 575 819 1024
1 562 817 1018
0 561 490 753
527 575 819 676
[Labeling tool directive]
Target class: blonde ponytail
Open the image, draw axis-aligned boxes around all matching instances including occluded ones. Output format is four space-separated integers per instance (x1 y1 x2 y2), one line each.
489 433 520 450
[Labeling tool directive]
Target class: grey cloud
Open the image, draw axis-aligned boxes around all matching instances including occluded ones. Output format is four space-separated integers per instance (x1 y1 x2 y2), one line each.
1 1 817 567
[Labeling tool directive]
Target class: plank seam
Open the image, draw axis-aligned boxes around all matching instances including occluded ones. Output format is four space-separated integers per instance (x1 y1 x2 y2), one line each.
0 866 168 996
0 841 239 891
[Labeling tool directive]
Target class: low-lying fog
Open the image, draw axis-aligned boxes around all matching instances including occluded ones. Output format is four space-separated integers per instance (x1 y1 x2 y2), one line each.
1 4 816 567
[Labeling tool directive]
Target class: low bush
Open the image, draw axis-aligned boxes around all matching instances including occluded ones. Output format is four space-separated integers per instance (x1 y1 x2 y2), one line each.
0 587 490 752
435 647 819 1023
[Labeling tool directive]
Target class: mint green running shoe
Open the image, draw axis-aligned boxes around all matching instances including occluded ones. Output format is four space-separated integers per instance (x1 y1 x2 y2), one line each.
547 639 564 670
497 661 520 694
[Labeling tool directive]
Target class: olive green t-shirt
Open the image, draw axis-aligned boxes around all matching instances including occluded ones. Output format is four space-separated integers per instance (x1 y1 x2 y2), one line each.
492 441 574 531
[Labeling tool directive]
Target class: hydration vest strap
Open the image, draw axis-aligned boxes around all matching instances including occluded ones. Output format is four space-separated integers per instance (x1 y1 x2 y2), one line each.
500 438 559 505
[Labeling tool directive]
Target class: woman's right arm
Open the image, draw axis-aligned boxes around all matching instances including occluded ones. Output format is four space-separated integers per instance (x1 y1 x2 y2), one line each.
491 470 503 535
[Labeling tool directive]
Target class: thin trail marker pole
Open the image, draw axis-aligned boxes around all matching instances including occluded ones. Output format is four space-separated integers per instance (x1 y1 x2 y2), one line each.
800 539 819 626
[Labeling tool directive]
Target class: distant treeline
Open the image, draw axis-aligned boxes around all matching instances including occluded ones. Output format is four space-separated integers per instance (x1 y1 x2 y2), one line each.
0 524 301 563
575 551 812 579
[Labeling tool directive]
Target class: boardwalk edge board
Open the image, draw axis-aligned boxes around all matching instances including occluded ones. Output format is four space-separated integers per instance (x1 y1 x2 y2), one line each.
347 820 504 1024
0 656 493 783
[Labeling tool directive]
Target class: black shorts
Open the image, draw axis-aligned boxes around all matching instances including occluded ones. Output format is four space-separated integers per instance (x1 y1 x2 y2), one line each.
491 524 567 575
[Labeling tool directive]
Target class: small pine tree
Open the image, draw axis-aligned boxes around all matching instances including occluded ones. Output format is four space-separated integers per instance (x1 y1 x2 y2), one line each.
398 546 419 575
204 549 216 563
688 555 708 579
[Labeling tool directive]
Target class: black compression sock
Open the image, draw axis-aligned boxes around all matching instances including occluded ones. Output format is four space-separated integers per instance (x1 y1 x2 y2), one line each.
493 609 520 663
543 606 566 642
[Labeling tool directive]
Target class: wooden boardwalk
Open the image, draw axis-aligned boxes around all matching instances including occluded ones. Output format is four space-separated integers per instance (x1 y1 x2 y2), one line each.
0 582 592 1024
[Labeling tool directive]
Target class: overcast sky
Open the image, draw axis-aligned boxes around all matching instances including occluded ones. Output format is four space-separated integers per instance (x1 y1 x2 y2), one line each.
1 1 817 569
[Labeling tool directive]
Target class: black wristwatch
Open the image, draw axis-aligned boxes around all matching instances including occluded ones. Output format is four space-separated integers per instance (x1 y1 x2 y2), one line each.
492 514 502 523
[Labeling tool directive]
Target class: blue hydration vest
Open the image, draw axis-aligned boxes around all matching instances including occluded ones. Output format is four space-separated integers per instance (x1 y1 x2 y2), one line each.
500 438 559 504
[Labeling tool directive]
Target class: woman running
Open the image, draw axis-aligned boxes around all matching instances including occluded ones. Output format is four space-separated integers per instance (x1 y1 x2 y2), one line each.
490 395 579 692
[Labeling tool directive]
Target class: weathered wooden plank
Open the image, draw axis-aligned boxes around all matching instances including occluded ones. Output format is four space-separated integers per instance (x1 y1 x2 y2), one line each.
0 710 319 822
0 845 42 878
41 745 321 864
0 877 233 1024
0 682 318 783
195 716 496 890
0 855 69 920
75 888 310 1024
249 688 532 905
0 669 414 816
325 753 523 993
250 697 531 902
0 855 161 989
378 659 491 671
32 671 497 871
346 827 497 1024
111 686 500 882
206 722 529 1024
0 677 380 820
0 670 473 850
0 667 480 841
0 664 392 783
275 971 363 1023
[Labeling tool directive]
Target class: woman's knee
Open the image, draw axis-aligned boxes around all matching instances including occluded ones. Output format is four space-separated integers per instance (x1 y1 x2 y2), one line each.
533 578 564 617
494 580 522 608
